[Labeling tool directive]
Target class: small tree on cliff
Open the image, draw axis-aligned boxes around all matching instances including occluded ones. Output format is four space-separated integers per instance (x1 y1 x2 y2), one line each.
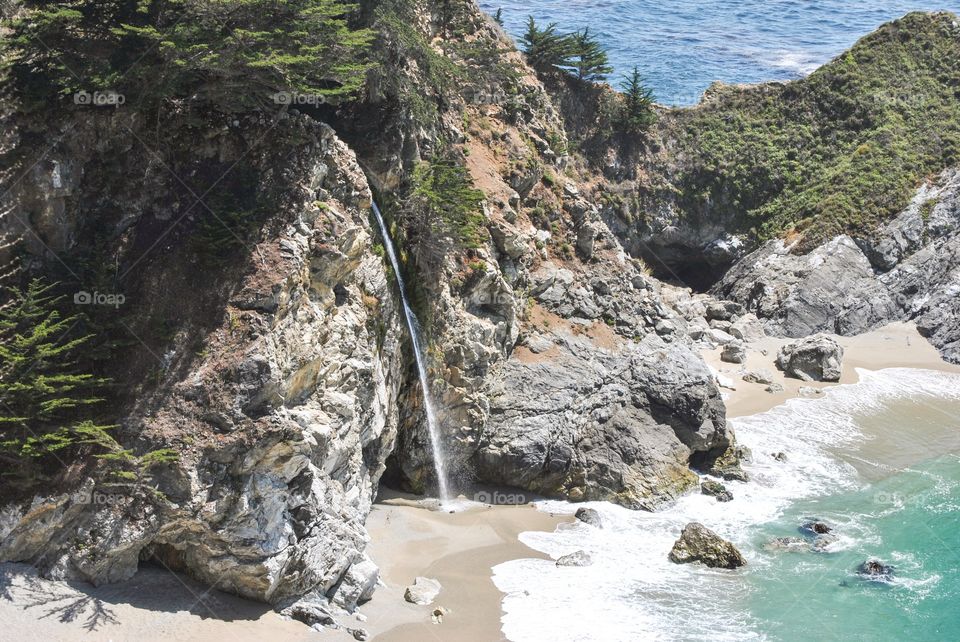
0 279 109 470
520 16 575 72
400 159 486 274
621 66 657 132
572 28 613 82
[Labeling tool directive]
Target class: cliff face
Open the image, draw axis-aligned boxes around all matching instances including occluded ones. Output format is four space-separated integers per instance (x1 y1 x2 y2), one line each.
0 0 737 625
713 168 960 363
1 114 405 616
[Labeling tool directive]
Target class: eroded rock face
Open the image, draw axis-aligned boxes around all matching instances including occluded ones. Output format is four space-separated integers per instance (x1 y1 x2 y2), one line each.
714 168 960 363
668 522 746 569
479 330 728 510
0 121 405 616
776 335 844 382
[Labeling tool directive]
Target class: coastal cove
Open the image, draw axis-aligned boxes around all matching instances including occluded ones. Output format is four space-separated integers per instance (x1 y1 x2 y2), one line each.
4 324 957 641
2 1 960 641
481 0 960 104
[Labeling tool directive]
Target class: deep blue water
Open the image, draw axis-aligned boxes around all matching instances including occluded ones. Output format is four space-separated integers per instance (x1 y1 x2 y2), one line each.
479 0 960 104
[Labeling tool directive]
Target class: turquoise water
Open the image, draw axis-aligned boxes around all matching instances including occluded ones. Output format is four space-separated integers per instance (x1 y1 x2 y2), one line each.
750 454 960 641
494 369 960 641
480 0 960 104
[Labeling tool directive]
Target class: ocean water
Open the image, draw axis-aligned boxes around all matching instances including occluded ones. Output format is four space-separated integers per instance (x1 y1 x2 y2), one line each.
479 0 960 104
492 369 960 641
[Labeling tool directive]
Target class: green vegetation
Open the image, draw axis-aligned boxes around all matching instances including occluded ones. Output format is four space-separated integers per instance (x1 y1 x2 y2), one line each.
2 0 373 113
666 12 960 247
621 66 657 131
0 279 109 473
399 158 487 273
520 18 612 82
572 29 613 82
520 17 575 72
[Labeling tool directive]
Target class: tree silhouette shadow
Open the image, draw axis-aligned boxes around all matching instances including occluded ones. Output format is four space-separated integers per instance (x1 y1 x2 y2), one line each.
1 562 269 634
1 565 119 631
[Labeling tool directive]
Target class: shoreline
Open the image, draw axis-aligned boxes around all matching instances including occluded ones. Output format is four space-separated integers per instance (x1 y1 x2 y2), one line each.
1 322 957 641
703 322 960 418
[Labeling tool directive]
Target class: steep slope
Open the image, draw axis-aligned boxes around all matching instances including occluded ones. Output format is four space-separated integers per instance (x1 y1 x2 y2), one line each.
582 12 960 287
0 0 738 629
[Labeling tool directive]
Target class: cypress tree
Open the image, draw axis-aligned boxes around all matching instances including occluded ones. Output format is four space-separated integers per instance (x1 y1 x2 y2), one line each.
0 279 108 463
572 28 613 82
520 16 575 72
621 66 657 131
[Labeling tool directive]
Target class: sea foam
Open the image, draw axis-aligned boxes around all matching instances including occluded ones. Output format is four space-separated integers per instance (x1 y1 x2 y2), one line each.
493 369 960 642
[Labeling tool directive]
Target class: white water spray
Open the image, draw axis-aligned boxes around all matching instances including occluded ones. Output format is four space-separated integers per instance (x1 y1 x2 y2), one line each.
371 202 451 502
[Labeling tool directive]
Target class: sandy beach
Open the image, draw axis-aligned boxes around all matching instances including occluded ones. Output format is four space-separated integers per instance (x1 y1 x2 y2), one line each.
1 322 957 642
703 322 960 418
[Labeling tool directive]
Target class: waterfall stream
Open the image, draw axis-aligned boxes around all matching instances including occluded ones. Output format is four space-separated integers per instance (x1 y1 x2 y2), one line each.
371 202 451 502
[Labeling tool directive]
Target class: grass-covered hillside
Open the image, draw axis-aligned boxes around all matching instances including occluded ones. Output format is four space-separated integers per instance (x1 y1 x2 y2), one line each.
661 11 960 249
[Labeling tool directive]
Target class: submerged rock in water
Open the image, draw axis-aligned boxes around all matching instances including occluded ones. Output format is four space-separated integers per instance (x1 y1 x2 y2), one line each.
556 550 593 567
700 480 734 502
669 522 746 569
775 335 844 382
812 534 838 551
706 444 749 482
857 559 895 579
764 537 810 552
574 507 603 528
801 521 834 535
404 577 442 605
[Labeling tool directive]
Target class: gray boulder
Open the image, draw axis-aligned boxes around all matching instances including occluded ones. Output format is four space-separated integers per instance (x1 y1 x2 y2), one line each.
556 550 593 567
776 335 844 382
700 480 733 502
575 507 603 528
404 577 442 605
721 341 747 364
478 332 732 510
668 523 746 569
742 369 775 385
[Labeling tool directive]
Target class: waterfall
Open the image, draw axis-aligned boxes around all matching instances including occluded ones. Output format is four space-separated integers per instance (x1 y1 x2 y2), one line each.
371 202 451 502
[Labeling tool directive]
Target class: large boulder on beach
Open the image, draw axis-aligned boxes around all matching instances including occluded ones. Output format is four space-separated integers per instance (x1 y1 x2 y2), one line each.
575 508 603 528
668 523 746 569
776 335 844 382
721 341 747 364
701 480 733 502
556 550 593 567
403 577 442 605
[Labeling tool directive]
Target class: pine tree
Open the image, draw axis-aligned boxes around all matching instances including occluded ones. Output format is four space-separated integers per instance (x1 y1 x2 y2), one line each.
621 66 657 132
494 8 504 27
0 279 108 463
520 16 575 72
572 28 612 82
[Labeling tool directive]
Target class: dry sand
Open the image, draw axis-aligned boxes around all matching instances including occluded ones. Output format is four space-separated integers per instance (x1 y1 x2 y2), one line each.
2 322 956 641
703 322 960 418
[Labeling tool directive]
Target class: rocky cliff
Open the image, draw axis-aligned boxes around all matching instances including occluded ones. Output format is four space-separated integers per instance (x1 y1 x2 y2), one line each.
1 114 405 619
713 168 960 363
0 0 737 630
